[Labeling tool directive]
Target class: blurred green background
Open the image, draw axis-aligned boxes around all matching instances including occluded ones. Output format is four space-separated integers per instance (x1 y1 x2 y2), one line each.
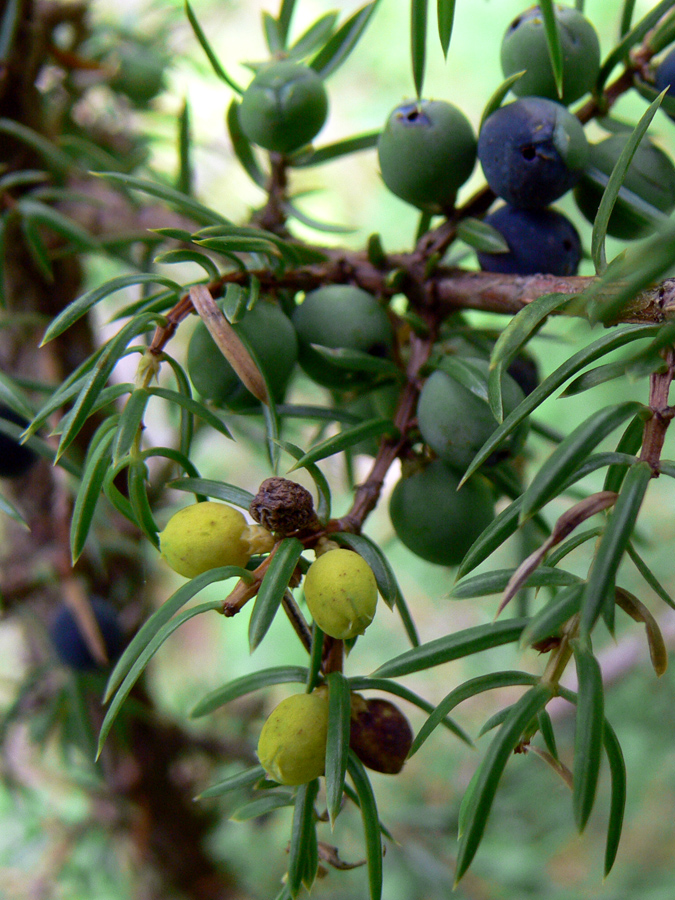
2 1 675 898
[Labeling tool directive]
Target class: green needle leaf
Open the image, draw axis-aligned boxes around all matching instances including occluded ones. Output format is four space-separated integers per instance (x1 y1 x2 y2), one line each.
291 130 380 167
480 71 526 130
557 685 627 875
451 566 580 600
310 1 380 79
620 0 637 36
185 0 243 93
347 753 383 900
231 792 295 821
262 11 283 53
603 414 647 494
167 477 254 510
249 538 304 651
70 420 116 562
196 764 265 800
519 401 643 522
456 218 509 254
626 542 675 611
325 672 352 827
372 619 528 678
55 316 164 460
571 638 605 832
461 325 658 487
226 100 266 188
288 779 319 896
457 494 544 579
288 417 397 471
537 709 559 760
539 0 564 99
191 666 308 718
580 461 652 637
591 91 666 274
437 0 456 57
411 0 428 98
0 491 29 527
104 567 251 705
488 292 572 422
97 598 222 758
455 683 553 884
95 171 230 227
42 274 181 345
602 719 627 876
277 0 297 46
409 671 539 757
112 389 150 465
288 12 338 59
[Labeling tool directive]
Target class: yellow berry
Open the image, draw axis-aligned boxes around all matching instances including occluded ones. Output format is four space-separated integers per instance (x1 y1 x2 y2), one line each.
257 689 330 785
303 549 378 640
159 501 270 578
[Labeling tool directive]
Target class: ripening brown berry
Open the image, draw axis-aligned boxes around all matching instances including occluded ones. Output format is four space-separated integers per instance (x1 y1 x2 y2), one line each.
349 694 413 774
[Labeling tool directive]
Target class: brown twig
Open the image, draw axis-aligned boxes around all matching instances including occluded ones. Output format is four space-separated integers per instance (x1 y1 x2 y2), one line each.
281 589 312 652
640 346 675 471
256 153 290 233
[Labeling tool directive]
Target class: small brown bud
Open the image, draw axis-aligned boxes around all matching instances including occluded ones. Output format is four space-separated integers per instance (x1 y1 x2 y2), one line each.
532 636 561 653
249 477 320 536
349 694 413 775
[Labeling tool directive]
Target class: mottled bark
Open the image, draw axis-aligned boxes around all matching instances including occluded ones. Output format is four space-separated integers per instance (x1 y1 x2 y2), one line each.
0 3 239 897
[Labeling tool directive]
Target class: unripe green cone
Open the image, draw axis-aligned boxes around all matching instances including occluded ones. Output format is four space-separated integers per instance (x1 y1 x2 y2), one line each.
257 689 330 785
574 135 675 240
188 301 297 410
239 60 328 154
417 359 527 473
109 39 167 107
303 549 378 639
501 5 600 106
159 502 273 578
389 460 495 567
378 100 476 212
292 285 394 389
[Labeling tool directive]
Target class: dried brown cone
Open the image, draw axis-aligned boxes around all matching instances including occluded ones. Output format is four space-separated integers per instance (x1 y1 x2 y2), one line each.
349 694 413 775
249 477 320 536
